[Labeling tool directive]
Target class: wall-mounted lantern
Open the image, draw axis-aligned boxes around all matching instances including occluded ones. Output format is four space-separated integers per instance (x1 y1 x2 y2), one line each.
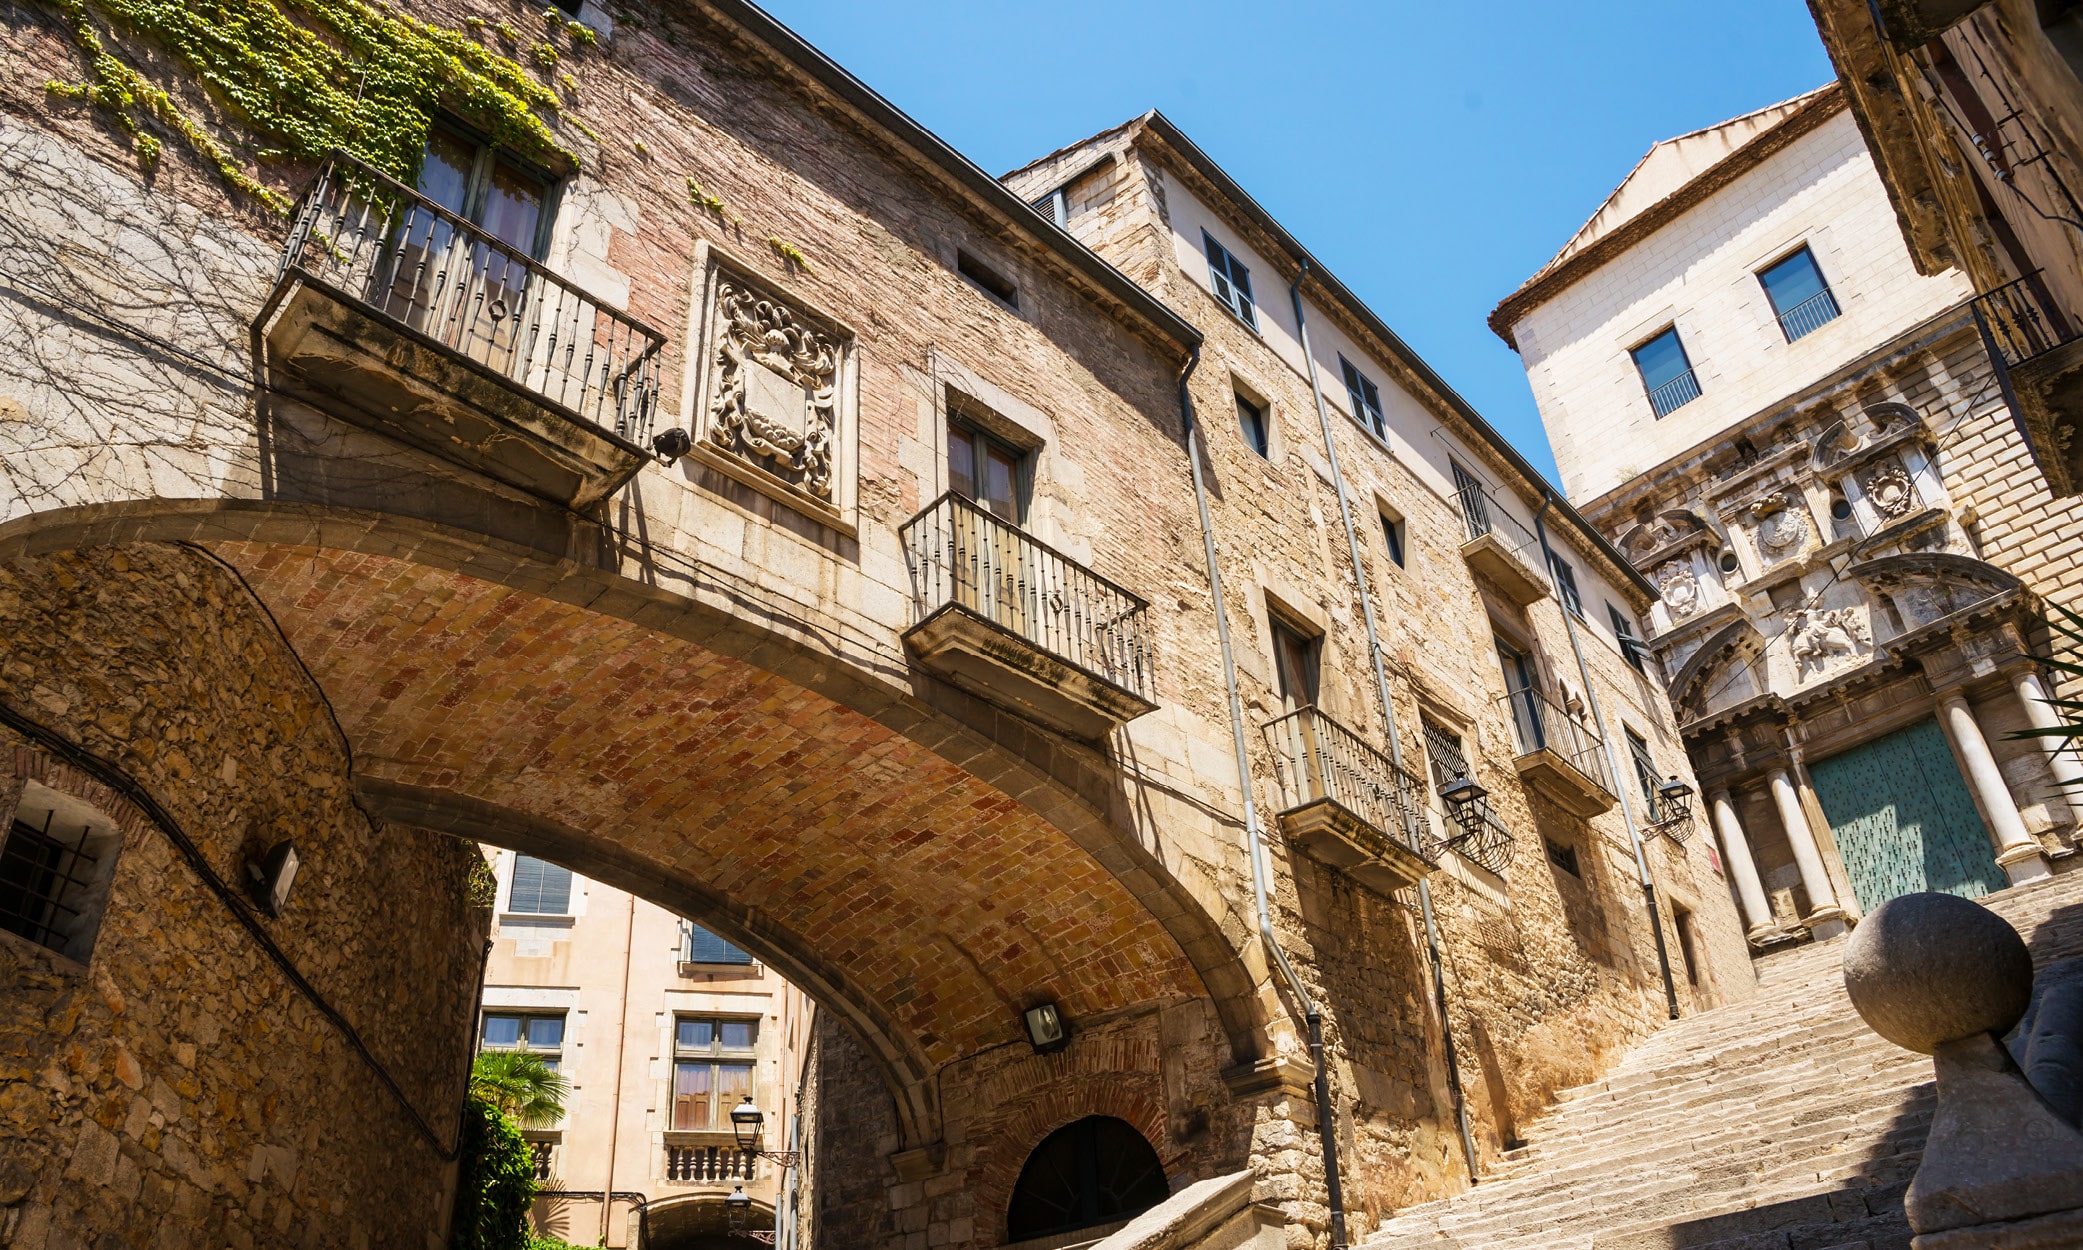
730 1095 800 1168
1438 772 1492 838
1653 775 1696 841
247 840 299 917
1022 1001 1070 1054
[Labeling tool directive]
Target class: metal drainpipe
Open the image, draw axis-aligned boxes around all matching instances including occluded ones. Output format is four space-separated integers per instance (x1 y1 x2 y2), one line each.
1531 495 1681 1020
1286 266 1480 1186
1177 345 1350 1250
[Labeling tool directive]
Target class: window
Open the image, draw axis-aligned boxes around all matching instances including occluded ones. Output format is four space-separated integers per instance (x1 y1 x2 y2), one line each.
1548 552 1583 618
1422 719 1473 802
1543 836 1580 878
1632 327 1699 418
957 250 1018 310
1235 392 1269 458
1719 550 1741 575
1339 356 1386 440
1380 509 1406 568
1607 603 1646 672
682 922 755 966
1032 188 1070 229
1269 613 1321 711
1672 905 1703 987
1005 1116 1169 1242
672 1016 758 1131
0 784 121 963
1449 459 1491 540
1203 231 1257 328
1625 727 1659 811
480 1011 566 1070
1757 246 1839 342
416 124 554 258
947 418 1024 523
507 855 573 915
1496 636 1543 755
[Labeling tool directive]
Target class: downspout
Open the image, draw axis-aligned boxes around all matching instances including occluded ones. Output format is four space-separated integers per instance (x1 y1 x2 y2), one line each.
600 890 640 1243
1177 345 1350 1250
1287 266 1480 1186
1531 495 1680 1020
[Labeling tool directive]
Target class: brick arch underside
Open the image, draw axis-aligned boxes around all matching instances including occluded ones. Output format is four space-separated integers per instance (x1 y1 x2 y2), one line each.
204 538 1217 1151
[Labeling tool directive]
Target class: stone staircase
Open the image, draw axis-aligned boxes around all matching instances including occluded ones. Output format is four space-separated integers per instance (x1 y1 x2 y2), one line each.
1360 870 2083 1250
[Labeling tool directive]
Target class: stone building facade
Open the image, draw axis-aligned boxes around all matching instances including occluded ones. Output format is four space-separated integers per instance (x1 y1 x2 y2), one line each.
474 850 816 1249
0 1 1740 1247
1810 0 2083 498
1495 84 2083 951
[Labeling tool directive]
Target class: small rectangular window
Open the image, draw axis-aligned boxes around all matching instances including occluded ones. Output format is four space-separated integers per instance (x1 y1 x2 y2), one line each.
508 854 573 915
1548 553 1583 618
957 250 1018 309
1203 231 1257 328
1338 356 1386 440
1758 246 1838 342
1607 602 1647 672
0 786 120 964
1632 327 1699 418
1673 906 1703 986
673 1015 759 1131
1543 836 1580 877
1031 188 1069 229
1380 510 1406 568
480 1010 567 1071
1236 392 1269 458
683 923 755 966
1625 727 1659 809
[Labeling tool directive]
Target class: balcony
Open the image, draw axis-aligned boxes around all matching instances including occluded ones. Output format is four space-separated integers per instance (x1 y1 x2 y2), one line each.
1497 688 1616 818
1454 481 1551 606
664 1141 757 1184
900 493 1157 740
1973 271 2083 497
1262 707 1436 894
257 153 666 509
1776 288 1841 343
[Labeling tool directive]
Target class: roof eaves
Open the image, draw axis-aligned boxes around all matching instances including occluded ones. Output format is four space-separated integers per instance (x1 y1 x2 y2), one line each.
1135 112 1654 599
697 1 1199 354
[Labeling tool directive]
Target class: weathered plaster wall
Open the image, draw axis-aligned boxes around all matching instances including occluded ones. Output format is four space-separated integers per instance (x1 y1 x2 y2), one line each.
0 543 487 1249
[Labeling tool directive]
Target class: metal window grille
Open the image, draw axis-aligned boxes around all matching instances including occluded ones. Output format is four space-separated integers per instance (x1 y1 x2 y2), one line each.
683 923 754 965
0 812 102 954
1644 368 1702 417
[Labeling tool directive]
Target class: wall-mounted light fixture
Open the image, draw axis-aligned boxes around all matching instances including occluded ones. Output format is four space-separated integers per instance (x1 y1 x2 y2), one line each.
1438 772 1491 839
1022 1001 1069 1054
729 1096 800 1168
247 840 299 917
1652 775 1696 842
651 427 693 463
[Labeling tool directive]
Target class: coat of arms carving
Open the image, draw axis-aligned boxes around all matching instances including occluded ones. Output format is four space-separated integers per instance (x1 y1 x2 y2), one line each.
707 278 841 501
1748 492 1809 555
1862 464 1917 519
1655 560 1700 618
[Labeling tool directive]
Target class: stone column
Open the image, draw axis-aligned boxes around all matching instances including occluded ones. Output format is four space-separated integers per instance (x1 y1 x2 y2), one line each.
1709 788 1773 935
1768 767 1847 940
1938 691 2051 885
2012 667 2083 793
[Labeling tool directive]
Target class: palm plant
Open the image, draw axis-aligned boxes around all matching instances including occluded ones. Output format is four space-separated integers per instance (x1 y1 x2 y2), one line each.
470 1049 570 1129
2011 601 2083 790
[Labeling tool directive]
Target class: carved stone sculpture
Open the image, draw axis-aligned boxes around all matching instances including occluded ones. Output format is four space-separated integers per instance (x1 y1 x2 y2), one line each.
1655 560 1700 618
707 277 839 501
1749 492 1809 555
1863 463 1918 519
1787 606 1869 672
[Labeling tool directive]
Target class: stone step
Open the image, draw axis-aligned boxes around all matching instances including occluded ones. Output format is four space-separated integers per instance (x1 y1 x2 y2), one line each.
1358 869 2083 1250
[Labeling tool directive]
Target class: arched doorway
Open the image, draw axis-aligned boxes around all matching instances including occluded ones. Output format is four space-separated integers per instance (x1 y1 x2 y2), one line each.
1005 1115 1170 1244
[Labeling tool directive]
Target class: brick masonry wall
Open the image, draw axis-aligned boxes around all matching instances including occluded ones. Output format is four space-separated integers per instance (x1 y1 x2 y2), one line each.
0 544 487 1249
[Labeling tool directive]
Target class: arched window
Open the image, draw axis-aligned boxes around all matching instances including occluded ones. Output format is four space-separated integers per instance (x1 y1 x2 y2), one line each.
1005 1115 1169 1243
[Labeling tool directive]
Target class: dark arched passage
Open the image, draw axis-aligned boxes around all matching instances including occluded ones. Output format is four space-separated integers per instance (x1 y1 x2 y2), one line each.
1005 1115 1170 1243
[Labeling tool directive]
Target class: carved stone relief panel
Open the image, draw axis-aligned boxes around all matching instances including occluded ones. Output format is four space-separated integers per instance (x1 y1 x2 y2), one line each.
1861 462 1918 520
1747 491 1811 563
1656 559 1701 620
684 243 858 525
1784 605 1872 678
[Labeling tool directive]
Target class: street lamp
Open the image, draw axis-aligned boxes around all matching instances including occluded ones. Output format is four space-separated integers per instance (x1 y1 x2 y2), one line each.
1438 772 1491 838
1653 775 1696 841
729 1096 800 1168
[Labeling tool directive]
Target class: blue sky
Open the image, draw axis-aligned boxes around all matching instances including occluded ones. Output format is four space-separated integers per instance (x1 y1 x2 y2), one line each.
758 0 1838 486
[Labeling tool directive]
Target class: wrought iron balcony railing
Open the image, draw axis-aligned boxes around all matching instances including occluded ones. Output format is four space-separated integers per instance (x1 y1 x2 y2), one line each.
1973 270 2078 370
900 492 1155 702
1498 687 1616 798
1453 478 1541 559
1776 288 1841 342
1263 706 1431 855
278 151 666 447
1645 368 1702 418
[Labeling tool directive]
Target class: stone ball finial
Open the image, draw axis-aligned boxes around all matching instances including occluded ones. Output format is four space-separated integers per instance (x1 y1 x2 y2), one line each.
1842 892 2033 1054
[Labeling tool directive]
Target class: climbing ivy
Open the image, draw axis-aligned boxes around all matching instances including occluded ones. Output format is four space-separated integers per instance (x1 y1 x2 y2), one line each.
41 0 577 210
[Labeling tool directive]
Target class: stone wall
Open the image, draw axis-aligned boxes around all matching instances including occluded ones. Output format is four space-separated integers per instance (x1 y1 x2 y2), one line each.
0 543 488 1249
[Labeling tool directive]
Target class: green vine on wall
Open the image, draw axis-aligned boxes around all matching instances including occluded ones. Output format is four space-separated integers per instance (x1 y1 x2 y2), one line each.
40 0 578 211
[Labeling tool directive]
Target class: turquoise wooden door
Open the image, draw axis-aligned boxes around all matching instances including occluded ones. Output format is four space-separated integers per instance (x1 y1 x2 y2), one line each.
1807 718 2008 910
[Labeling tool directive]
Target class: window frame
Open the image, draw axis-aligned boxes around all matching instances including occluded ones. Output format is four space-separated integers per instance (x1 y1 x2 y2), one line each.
1606 602 1647 672
1267 610 1322 711
1624 726 1659 810
1235 390 1270 458
505 853 575 916
681 921 756 967
1202 230 1258 329
956 249 1019 310
0 783 123 965
1630 326 1699 418
1755 245 1839 343
1379 508 1406 569
1338 355 1387 441
421 119 562 261
1548 552 1584 619
670 1014 761 1133
945 416 1028 525
479 1009 568 1071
